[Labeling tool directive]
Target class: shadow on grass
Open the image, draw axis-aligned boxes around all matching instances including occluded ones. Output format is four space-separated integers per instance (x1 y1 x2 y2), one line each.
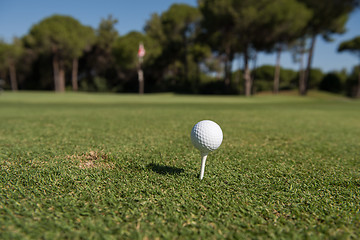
147 163 184 175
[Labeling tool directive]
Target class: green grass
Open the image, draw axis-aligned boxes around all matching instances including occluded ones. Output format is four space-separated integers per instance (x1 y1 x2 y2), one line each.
0 91 359 239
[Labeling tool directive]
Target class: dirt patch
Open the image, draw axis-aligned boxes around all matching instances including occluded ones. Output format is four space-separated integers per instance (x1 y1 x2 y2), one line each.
67 151 114 169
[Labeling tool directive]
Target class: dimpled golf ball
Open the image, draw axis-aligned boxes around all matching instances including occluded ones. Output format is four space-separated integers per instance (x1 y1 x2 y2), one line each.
191 120 223 153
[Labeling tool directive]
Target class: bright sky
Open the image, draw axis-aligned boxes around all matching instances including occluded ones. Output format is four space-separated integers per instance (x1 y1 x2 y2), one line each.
0 0 359 73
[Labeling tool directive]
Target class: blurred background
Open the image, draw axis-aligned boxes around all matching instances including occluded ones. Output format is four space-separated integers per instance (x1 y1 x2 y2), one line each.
0 0 359 97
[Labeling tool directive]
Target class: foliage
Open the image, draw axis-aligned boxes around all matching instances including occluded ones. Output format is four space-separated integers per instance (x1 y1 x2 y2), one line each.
113 32 145 70
296 0 358 95
144 4 202 92
338 36 360 57
252 65 275 92
78 16 119 92
92 15 119 71
27 15 95 59
298 0 357 36
0 38 23 68
198 0 313 95
0 40 9 76
307 68 324 89
111 31 163 92
254 0 312 94
1 92 360 239
319 72 344 93
254 0 312 50
338 36 360 97
1 1 359 95
96 15 119 50
25 15 95 91
199 0 262 90
0 38 23 90
252 65 297 92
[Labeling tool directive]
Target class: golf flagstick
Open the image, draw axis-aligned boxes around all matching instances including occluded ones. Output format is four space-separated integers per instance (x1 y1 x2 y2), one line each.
199 153 208 180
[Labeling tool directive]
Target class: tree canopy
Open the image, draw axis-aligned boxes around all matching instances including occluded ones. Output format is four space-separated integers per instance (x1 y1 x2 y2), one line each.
297 0 359 95
26 15 95 91
0 38 23 90
338 36 360 58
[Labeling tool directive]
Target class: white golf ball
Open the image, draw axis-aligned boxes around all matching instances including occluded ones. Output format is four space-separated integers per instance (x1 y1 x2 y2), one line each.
191 120 223 154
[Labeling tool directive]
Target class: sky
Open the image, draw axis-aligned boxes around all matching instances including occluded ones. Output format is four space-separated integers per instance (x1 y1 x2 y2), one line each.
0 0 359 73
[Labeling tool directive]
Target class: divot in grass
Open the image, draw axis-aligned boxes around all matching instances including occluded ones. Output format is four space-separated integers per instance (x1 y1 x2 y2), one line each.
66 151 114 169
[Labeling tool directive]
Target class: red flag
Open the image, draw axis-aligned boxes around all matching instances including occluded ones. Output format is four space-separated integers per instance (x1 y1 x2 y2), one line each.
138 43 145 57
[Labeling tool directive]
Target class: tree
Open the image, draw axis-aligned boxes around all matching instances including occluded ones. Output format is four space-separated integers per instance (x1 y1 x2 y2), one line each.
252 65 297 92
252 65 275 92
297 0 359 95
27 15 95 92
200 0 306 96
199 0 241 89
93 15 119 75
338 36 360 97
144 4 202 91
307 68 324 89
112 31 160 93
78 15 119 92
319 72 343 93
255 0 311 94
0 38 23 91
188 44 211 92
68 26 95 91
162 4 201 83
143 13 168 88
345 65 360 97
291 37 308 94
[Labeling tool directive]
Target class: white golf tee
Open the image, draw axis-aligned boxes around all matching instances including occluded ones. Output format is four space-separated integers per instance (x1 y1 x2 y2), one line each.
199 153 208 180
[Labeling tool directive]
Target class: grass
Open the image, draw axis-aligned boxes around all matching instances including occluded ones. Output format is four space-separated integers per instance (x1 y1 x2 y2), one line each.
0 91 359 239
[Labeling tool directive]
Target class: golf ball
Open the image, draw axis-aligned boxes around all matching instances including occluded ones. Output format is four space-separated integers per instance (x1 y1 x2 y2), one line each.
191 120 223 153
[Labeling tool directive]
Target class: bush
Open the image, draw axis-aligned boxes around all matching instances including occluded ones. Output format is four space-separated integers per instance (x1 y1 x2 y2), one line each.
199 79 240 95
252 65 297 92
79 76 110 92
319 73 343 93
307 68 324 89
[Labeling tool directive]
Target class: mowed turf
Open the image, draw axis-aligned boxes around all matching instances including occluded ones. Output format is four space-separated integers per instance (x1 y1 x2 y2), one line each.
0 91 359 239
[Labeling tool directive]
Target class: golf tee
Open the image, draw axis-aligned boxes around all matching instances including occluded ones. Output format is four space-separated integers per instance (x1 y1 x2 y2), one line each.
199 154 208 180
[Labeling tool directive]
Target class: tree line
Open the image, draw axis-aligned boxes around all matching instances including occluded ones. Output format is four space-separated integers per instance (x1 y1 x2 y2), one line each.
0 0 359 97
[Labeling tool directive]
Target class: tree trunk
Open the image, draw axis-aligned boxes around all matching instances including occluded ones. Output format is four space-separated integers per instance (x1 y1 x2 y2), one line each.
249 51 258 95
9 62 18 91
273 46 282 94
299 72 306 96
184 37 188 83
53 54 60 91
244 49 252 97
58 59 66 92
356 70 360 98
234 55 241 86
224 46 234 88
224 56 230 87
302 34 317 96
72 58 78 91
298 41 306 95
195 62 200 93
